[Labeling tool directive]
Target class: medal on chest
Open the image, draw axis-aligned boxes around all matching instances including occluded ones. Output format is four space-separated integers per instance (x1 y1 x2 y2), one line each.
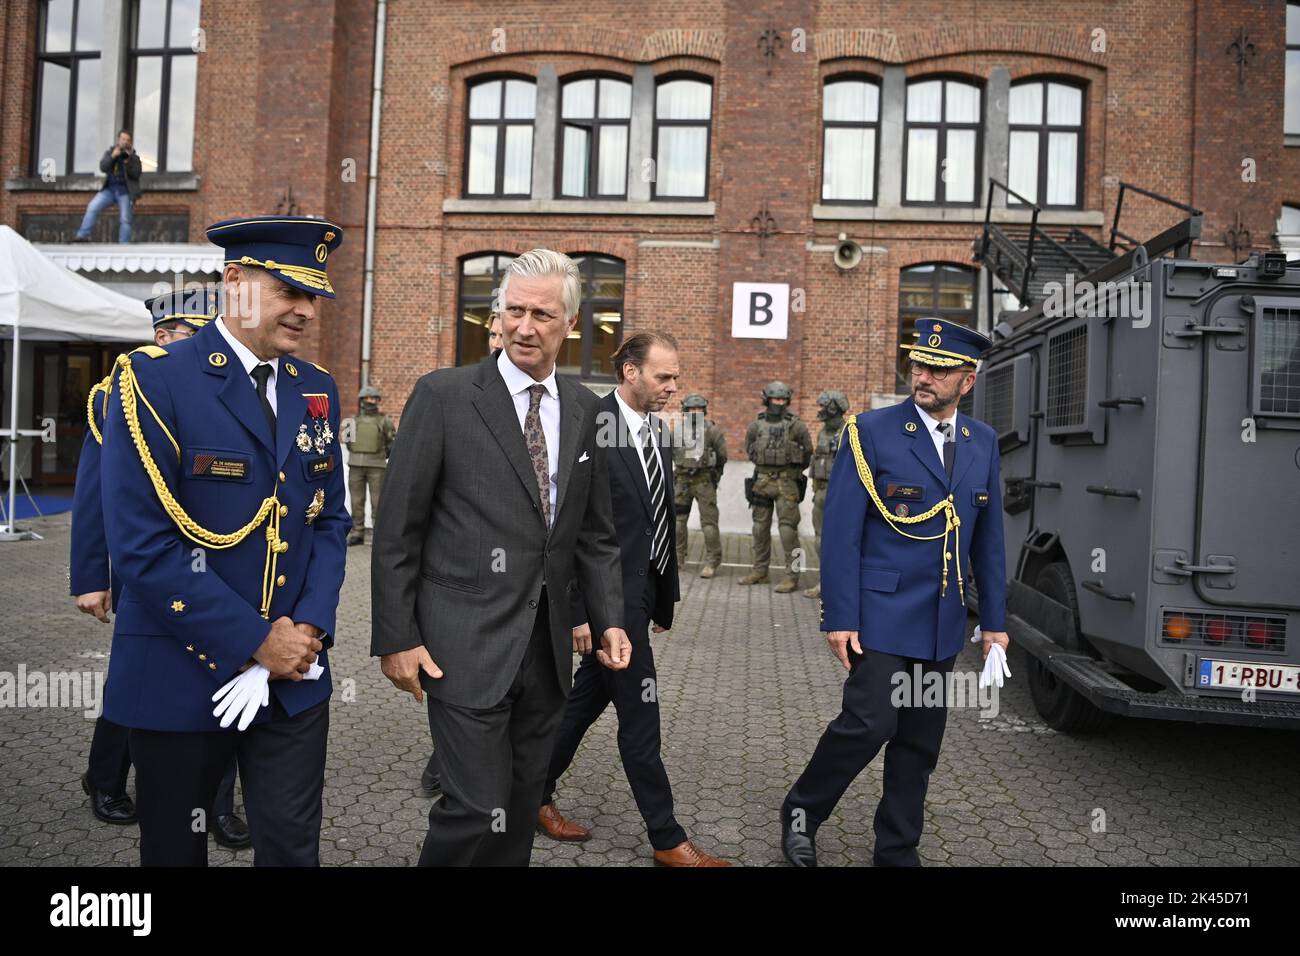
303 393 333 455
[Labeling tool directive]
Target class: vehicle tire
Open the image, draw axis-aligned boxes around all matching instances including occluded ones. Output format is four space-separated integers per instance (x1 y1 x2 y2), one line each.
1026 562 1116 734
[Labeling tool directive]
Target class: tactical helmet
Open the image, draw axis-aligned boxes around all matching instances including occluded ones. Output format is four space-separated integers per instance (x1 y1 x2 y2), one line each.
817 389 849 418
682 394 708 411
359 385 382 401
761 381 793 402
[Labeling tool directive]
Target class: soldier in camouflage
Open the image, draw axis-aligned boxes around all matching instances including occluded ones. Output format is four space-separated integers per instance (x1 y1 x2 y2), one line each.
346 385 397 546
803 389 849 600
672 394 728 578
740 381 813 593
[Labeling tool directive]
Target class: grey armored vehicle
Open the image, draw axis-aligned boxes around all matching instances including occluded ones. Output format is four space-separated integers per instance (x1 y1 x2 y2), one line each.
972 180 1300 732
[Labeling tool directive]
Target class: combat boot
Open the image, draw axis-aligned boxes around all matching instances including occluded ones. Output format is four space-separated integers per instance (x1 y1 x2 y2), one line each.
803 583 821 599
738 571 769 585
347 530 364 546
699 565 717 579
774 575 800 593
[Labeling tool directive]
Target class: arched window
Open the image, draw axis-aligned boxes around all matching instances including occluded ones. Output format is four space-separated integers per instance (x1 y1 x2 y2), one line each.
904 77 982 205
558 255 625 379
463 253 626 379
653 76 712 200
821 75 880 203
463 77 536 197
558 75 632 199
1007 78 1084 208
456 252 514 366
896 263 977 390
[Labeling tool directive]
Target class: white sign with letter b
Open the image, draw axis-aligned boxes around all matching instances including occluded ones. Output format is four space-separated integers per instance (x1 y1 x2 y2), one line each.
731 282 789 340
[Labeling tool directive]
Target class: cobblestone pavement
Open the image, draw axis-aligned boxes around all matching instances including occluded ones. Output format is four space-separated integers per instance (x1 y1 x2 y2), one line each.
2 513 1297 866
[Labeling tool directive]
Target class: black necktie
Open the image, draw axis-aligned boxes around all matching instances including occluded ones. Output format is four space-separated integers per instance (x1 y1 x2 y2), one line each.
937 421 955 479
250 363 276 434
640 421 670 575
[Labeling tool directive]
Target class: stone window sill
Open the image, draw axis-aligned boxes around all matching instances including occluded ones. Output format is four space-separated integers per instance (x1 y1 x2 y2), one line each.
443 198 715 216
813 204 1105 227
5 172 201 192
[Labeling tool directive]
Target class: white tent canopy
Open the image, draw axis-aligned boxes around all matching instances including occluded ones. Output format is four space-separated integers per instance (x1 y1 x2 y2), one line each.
1 224 152 536
0 225 152 341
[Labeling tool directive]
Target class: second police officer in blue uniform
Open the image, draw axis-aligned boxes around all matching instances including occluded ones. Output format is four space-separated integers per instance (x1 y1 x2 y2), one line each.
72 289 250 848
781 318 1011 867
99 217 351 866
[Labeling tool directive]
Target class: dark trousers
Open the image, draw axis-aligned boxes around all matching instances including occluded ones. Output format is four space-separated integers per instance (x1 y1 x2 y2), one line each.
128 699 329 866
541 567 686 851
418 591 565 866
86 717 132 795
88 717 237 816
783 646 956 866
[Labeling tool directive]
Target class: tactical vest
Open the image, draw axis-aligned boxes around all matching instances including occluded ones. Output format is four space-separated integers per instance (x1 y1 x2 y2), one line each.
809 422 842 480
674 416 718 469
349 411 384 454
754 413 800 467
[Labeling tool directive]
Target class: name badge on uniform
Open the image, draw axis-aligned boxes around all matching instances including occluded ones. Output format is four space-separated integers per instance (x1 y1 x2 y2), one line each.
886 483 925 500
303 393 333 455
191 452 250 480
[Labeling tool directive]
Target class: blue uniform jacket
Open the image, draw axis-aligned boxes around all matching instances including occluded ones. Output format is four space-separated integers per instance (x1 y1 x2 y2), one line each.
819 399 1007 661
70 382 119 604
100 321 350 731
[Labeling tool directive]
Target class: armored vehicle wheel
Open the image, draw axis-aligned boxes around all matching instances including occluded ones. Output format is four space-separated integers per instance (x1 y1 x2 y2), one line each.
1026 563 1116 734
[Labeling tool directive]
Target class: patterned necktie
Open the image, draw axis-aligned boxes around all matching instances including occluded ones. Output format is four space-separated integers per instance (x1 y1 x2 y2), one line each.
937 421 955 479
640 420 670 574
524 384 551 527
250 363 276 434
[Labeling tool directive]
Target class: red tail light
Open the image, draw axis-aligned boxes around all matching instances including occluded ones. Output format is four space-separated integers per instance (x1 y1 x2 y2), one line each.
1245 623 1271 647
1204 619 1234 643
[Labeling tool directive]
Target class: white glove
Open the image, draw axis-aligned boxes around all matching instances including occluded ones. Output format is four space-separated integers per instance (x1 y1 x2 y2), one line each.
212 664 271 731
971 626 1012 689
303 659 324 681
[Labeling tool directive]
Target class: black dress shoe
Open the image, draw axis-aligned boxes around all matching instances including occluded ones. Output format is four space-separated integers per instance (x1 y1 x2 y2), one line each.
781 817 817 867
212 813 252 849
420 753 441 795
81 773 137 825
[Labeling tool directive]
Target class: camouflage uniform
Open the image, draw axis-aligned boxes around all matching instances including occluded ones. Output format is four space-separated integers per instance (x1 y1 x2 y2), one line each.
803 390 849 599
672 395 728 578
346 385 396 546
741 382 813 593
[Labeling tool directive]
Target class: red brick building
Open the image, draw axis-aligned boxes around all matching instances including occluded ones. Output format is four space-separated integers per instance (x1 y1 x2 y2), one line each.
3 0 1298 481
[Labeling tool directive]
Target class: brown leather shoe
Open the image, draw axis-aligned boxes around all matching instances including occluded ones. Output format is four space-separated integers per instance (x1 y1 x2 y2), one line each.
653 840 732 867
536 803 591 842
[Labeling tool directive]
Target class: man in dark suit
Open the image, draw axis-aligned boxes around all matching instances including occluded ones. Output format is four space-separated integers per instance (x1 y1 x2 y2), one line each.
372 248 631 867
535 332 729 867
533 335 728 868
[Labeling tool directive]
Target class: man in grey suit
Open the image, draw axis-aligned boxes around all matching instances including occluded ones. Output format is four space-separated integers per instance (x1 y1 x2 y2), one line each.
372 248 631 866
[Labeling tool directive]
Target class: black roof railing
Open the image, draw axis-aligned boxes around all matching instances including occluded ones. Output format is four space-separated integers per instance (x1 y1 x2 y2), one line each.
1109 182 1202 256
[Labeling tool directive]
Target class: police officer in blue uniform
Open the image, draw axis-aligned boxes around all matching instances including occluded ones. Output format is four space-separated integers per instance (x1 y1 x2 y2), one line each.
73 289 249 848
780 318 1011 867
99 217 351 866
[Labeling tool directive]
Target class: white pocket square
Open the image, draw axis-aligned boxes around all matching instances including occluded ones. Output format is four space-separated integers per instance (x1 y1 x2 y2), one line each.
578 451 590 462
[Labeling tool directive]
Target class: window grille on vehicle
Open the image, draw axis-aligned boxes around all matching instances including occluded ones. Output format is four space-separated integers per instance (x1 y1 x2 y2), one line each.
1046 324 1088 429
1256 303 1300 417
984 363 1015 436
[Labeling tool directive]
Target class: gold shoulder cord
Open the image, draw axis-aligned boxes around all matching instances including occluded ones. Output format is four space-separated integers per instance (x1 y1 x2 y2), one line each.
86 374 113 445
113 353 286 619
844 420 965 604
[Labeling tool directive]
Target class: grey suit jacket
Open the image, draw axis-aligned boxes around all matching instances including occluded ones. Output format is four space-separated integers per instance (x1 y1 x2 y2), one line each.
370 356 624 708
